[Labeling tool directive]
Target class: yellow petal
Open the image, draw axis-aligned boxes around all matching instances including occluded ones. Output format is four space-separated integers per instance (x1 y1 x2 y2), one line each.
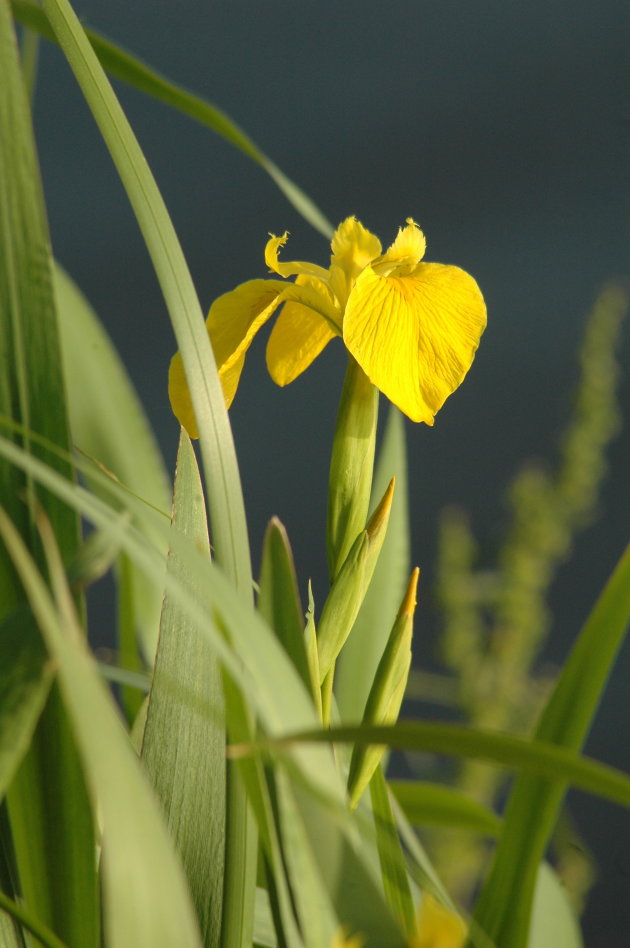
168 279 284 437
168 348 246 439
329 217 382 305
207 278 287 373
266 307 335 387
265 231 330 282
411 895 466 948
343 263 486 424
373 218 426 277
168 349 199 438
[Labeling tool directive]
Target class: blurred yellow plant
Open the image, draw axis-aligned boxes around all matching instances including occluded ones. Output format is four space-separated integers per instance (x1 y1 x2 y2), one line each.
169 217 486 434
410 894 467 948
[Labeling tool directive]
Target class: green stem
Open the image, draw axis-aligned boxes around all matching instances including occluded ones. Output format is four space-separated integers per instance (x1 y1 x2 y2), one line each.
327 357 378 581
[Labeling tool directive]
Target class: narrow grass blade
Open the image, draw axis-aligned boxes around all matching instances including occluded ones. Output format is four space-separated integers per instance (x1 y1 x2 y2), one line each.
470 541 630 947
0 608 51 799
0 889 67 948
369 766 416 936
39 3 256 941
39 0 250 593
388 780 500 836
54 265 170 657
263 720 630 810
273 770 339 948
141 431 225 948
10 0 333 238
0 0 77 575
0 3 97 943
336 408 410 721
0 506 204 948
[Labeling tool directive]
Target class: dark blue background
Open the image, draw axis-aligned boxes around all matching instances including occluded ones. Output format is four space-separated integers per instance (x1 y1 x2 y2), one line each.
31 1 628 941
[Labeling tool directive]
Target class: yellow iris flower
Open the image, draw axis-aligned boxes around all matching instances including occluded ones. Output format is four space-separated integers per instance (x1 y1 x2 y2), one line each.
169 217 486 436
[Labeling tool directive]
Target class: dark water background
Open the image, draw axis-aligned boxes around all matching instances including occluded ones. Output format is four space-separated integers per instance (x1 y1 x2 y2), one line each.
31 1 628 941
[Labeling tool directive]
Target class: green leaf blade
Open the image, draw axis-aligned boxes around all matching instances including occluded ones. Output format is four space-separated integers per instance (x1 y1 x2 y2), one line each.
0 2 97 943
470 541 630 948
0 506 204 948
141 432 225 948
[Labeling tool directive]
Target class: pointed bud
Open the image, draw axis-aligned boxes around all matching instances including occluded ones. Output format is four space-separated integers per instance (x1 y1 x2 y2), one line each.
347 567 419 808
317 480 396 684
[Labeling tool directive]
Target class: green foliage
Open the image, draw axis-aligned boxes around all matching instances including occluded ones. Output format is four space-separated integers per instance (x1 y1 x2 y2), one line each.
0 2 628 947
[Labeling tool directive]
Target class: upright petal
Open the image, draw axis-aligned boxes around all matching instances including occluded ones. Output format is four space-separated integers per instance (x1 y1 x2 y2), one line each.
343 263 486 424
328 217 382 307
372 218 426 276
330 216 382 276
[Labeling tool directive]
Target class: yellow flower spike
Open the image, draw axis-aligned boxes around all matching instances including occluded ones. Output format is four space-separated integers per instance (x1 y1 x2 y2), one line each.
410 894 467 948
168 216 486 437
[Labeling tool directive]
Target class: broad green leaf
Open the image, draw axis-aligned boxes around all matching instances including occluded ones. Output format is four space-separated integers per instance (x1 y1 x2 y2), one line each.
389 779 500 836
258 518 312 697
336 408 410 721
0 3 97 943
39 0 256 941
0 506 204 948
141 431 225 948
369 766 416 936
54 265 170 658
10 0 333 239
528 863 583 948
470 541 630 948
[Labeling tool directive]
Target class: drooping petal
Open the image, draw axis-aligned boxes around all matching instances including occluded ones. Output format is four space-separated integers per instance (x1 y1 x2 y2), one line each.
168 279 285 436
168 348 246 439
168 349 198 437
207 278 287 373
265 232 330 282
372 218 426 277
343 262 487 424
266 275 339 386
